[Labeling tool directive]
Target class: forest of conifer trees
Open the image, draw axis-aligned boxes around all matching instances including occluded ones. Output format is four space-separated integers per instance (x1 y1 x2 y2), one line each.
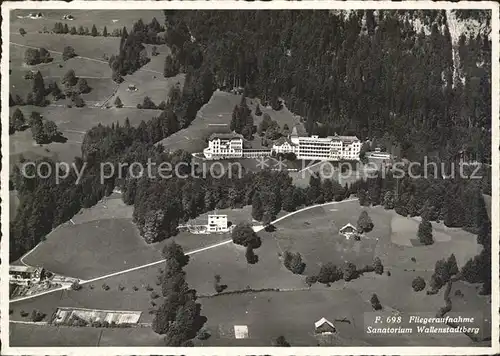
164 10 491 163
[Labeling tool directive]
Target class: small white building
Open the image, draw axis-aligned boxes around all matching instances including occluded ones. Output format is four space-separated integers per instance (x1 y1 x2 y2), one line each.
9 265 45 286
203 133 243 160
368 147 392 160
207 214 229 233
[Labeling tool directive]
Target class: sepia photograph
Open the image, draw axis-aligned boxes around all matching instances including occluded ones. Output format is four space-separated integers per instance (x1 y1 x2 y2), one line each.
1 1 498 354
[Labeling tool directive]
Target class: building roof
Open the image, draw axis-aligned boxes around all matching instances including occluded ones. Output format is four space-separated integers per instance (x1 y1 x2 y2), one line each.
209 132 243 141
315 317 335 329
327 134 360 141
274 136 298 146
9 265 41 273
339 223 357 232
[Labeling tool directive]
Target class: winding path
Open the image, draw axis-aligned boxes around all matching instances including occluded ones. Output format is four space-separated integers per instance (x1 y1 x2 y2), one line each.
11 197 358 303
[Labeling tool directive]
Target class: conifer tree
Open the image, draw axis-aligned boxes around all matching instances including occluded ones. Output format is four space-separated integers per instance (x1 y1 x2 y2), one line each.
418 219 434 245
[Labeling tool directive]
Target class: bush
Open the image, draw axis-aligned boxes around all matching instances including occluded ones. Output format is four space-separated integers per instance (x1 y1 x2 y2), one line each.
150 291 160 299
215 284 226 293
31 309 46 322
213 274 227 293
73 94 85 108
114 96 123 108
102 283 110 291
273 335 290 346
20 310 29 317
62 46 77 61
305 275 317 286
454 289 464 297
412 276 426 292
145 284 154 291
317 262 343 284
71 281 82 291
25 48 41 65
370 293 382 310
418 219 434 245
343 262 358 281
132 286 139 291
158 100 167 110
357 210 374 232
141 96 157 109
77 78 91 94
232 222 261 249
255 104 262 116
373 257 384 275
283 251 306 274
245 246 259 264
197 328 211 340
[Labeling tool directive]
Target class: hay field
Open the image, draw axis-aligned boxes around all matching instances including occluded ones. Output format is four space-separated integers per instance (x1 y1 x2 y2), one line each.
21 194 163 280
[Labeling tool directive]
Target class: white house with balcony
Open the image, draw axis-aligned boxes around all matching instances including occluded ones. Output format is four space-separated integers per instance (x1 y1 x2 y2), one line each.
278 126 361 161
207 214 229 233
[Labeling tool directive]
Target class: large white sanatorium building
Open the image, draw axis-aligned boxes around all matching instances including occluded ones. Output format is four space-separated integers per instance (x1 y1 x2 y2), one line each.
203 133 244 159
203 127 361 161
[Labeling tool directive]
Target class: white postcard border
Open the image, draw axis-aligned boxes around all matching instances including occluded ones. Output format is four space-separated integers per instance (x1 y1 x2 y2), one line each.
1 1 498 355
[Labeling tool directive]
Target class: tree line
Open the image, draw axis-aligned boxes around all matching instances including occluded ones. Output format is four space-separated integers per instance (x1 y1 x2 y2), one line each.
152 242 206 345
50 17 165 43
108 18 167 83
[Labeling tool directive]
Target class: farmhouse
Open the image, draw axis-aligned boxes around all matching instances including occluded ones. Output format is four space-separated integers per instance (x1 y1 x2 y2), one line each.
9 265 45 286
339 223 358 239
314 317 336 334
